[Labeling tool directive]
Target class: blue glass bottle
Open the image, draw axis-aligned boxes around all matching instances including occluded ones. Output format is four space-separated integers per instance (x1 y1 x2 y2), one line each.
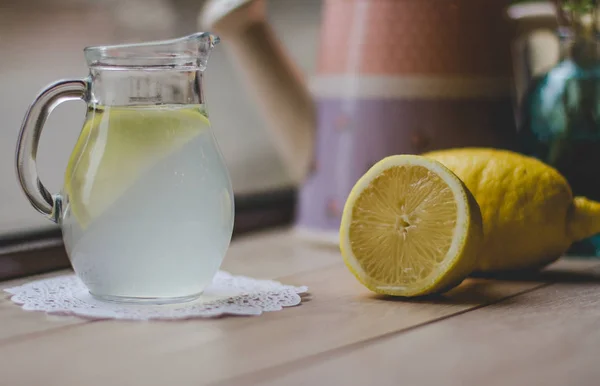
518 30 600 256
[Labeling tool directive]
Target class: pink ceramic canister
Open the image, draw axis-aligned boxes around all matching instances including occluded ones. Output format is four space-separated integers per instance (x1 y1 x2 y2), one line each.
295 0 517 242
202 0 516 243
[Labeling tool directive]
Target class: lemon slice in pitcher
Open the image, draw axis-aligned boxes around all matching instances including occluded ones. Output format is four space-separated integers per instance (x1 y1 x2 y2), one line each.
339 155 483 297
64 105 210 228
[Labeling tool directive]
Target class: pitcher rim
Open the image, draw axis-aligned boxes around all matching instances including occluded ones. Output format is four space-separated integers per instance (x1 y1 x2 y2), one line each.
83 32 220 70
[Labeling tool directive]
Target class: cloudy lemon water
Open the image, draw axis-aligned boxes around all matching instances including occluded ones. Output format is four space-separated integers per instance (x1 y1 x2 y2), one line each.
61 105 234 298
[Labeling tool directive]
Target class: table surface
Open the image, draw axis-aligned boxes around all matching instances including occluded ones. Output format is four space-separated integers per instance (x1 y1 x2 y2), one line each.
2 228 600 386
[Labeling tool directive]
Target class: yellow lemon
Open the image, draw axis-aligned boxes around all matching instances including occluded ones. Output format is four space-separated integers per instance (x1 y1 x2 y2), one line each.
424 148 600 272
339 155 483 297
64 105 210 228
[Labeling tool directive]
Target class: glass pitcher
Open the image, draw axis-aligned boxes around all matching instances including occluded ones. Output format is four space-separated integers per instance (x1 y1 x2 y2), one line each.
15 33 234 304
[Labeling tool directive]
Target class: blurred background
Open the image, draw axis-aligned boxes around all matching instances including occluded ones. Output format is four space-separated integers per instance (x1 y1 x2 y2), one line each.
0 0 320 236
4 0 600 256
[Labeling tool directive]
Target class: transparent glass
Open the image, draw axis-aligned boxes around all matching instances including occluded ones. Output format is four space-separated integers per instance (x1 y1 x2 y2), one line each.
15 33 235 304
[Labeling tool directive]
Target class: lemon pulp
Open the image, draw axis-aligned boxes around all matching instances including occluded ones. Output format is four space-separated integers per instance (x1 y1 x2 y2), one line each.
340 155 482 297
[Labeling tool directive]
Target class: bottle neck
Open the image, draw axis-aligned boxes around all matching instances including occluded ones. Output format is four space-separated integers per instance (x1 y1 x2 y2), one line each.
88 68 205 107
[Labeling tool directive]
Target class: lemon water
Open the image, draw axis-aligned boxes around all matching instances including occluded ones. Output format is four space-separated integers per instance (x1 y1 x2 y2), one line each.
60 105 234 301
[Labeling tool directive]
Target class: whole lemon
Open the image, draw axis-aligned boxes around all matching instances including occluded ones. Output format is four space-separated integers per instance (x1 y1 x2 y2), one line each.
424 148 600 273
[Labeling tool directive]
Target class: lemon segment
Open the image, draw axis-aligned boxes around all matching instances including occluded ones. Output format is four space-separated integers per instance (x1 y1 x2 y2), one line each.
339 155 483 297
64 105 210 228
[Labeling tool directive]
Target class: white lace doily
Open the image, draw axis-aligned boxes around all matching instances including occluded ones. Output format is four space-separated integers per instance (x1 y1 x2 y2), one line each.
3 271 308 321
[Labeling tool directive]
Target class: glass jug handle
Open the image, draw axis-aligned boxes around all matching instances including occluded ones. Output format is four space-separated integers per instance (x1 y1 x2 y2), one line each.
15 79 88 223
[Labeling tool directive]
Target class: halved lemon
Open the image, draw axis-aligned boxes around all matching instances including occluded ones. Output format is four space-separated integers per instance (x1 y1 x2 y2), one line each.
339 155 483 297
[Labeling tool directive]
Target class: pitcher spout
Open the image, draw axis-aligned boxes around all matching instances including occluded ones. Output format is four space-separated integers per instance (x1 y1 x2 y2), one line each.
84 32 220 71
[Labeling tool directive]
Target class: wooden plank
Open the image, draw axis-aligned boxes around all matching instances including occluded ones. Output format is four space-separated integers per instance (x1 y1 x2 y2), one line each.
0 257 588 386
238 259 600 386
220 228 341 279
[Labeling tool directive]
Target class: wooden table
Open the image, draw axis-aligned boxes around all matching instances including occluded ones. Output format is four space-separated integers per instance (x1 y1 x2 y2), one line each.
2 228 600 386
